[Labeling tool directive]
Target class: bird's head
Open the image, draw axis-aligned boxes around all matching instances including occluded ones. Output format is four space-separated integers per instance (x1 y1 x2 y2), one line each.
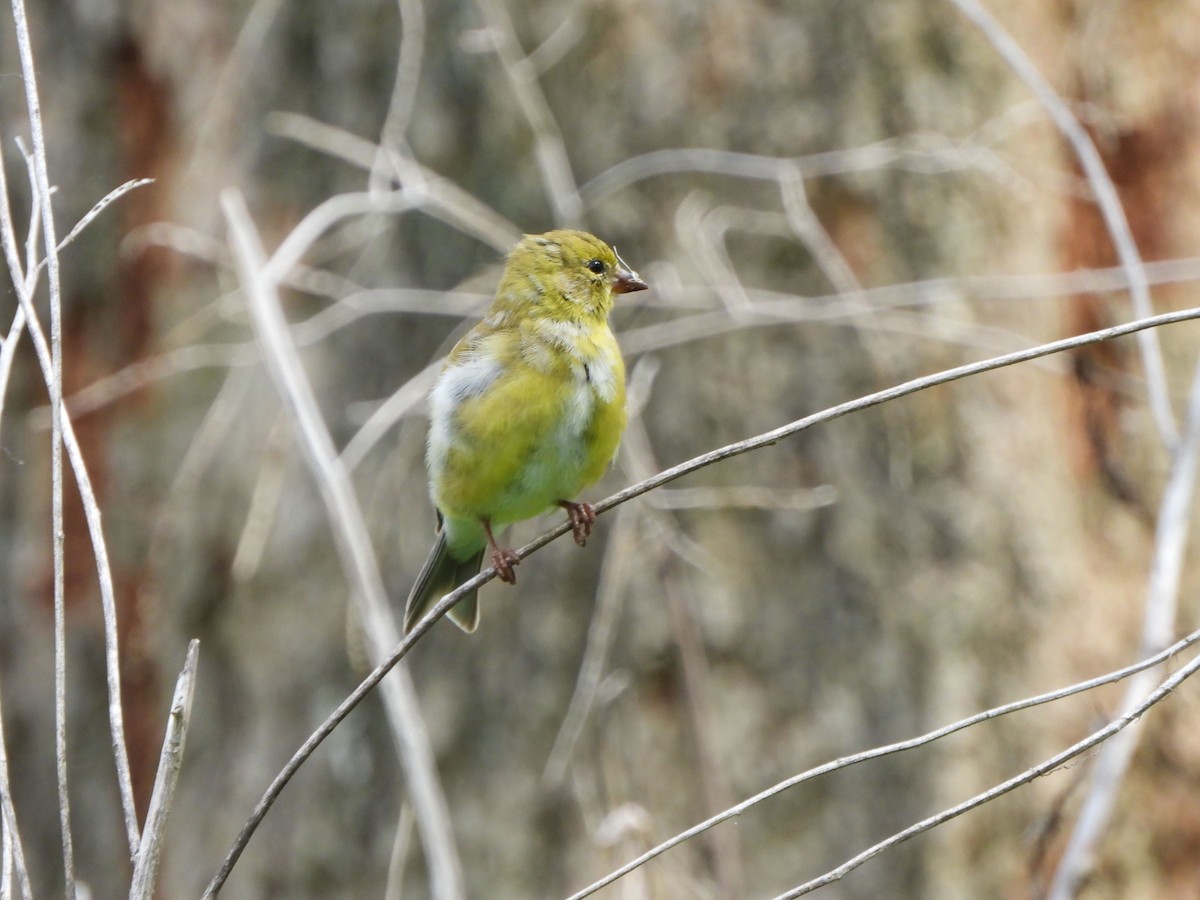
498 229 648 322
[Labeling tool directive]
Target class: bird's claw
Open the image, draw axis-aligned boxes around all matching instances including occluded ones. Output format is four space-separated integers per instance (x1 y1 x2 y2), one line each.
491 547 520 584
560 501 596 546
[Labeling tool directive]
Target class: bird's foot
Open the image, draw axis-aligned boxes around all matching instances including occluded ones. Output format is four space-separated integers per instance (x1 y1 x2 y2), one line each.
559 500 596 546
482 518 519 584
491 547 520 584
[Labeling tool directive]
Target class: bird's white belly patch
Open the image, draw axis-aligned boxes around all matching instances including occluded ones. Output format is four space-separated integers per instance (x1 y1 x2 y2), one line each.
426 352 501 478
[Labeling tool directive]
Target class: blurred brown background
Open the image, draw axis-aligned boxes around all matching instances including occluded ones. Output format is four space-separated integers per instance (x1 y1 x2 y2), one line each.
3 0 1200 897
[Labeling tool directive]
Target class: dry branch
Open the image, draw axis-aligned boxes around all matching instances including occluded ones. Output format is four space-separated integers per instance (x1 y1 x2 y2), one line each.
212 191 464 900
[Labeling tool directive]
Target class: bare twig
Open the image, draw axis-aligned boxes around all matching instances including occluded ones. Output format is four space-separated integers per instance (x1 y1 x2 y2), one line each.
340 359 440 471
47 285 484 423
213 191 463 899
525 12 584 75
0 673 32 900
777 164 916 484
772 650 1200 898
581 138 1020 206
674 195 754 314
663 572 743 899
580 308 1200 547
290 288 490 345
183 0 284 193
0 310 26 442
204 303 1200 900
9 2 78 890
542 504 640 787
0 171 33 900
647 485 837 511
7 299 143 860
1046 346 1200 898
1 826 8 900
50 178 155 262
129 640 200 899
13 139 39 281
949 0 1176 450
566 628 1200 900
230 413 291 582
384 804 415 900
473 0 583 226
264 190 417 284
600 357 745 896
0 138 143 861
370 0 426 191
201 566 468 900
266 112 521 251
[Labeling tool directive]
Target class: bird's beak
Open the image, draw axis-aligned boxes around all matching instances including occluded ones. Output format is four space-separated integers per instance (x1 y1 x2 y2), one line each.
612 250 648 294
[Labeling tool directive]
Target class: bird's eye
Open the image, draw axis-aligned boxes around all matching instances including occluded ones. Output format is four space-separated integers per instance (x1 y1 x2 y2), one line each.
586 259 606 275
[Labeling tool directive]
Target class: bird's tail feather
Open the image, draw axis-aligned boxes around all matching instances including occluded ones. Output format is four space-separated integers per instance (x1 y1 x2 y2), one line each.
404 530 486 633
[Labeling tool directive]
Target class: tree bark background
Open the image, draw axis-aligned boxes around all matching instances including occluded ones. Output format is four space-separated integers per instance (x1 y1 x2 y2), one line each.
3 0 1200 897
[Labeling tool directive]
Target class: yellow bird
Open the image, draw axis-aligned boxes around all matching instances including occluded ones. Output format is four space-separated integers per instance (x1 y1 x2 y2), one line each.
404 230 648 633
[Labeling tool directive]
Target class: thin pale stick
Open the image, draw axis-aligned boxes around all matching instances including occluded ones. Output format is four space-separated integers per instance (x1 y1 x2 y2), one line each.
8 275 143 861
129 640 200 899
581 139 1017 205
9 2 77 890
545 307 1200 568
473 0 582 226
950 0 1175 449
542 504 639 786
1046 346 1200 898
0 127 36 900
1 822 9 900
215 191 463 899
0 663 32 900
0 135 142 858
0 310 26 438
47 178 155 263
340 359 440 471
771 650 1200 898
370 0 426 191
567 628 1200 900
13 139 39 281
264 190 417 284
777 165 914 484
383 804 415 900
266 112 520 251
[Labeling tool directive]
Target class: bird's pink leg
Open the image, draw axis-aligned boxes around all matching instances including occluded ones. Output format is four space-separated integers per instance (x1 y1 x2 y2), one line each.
483 518 519 584
558 500 596 546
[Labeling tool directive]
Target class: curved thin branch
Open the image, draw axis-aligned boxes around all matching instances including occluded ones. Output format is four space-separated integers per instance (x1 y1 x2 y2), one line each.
1046 344 1200 898
949 0 1176 450
204 303 1200 897
771 649 1200 898
568 628 1200 900
0 156 142 859
473 0 582 226
211 192 463 899
369 0 426 191
10 1 78 887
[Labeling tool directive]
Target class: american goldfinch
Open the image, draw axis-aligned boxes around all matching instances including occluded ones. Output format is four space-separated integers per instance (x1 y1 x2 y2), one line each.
404 230 648 633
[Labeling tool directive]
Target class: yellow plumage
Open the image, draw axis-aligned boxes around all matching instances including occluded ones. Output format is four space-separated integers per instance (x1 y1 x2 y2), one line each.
404 230 648 633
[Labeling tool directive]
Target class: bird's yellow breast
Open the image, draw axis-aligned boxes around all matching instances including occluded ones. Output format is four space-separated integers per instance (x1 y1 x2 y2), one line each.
428 319 625 528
